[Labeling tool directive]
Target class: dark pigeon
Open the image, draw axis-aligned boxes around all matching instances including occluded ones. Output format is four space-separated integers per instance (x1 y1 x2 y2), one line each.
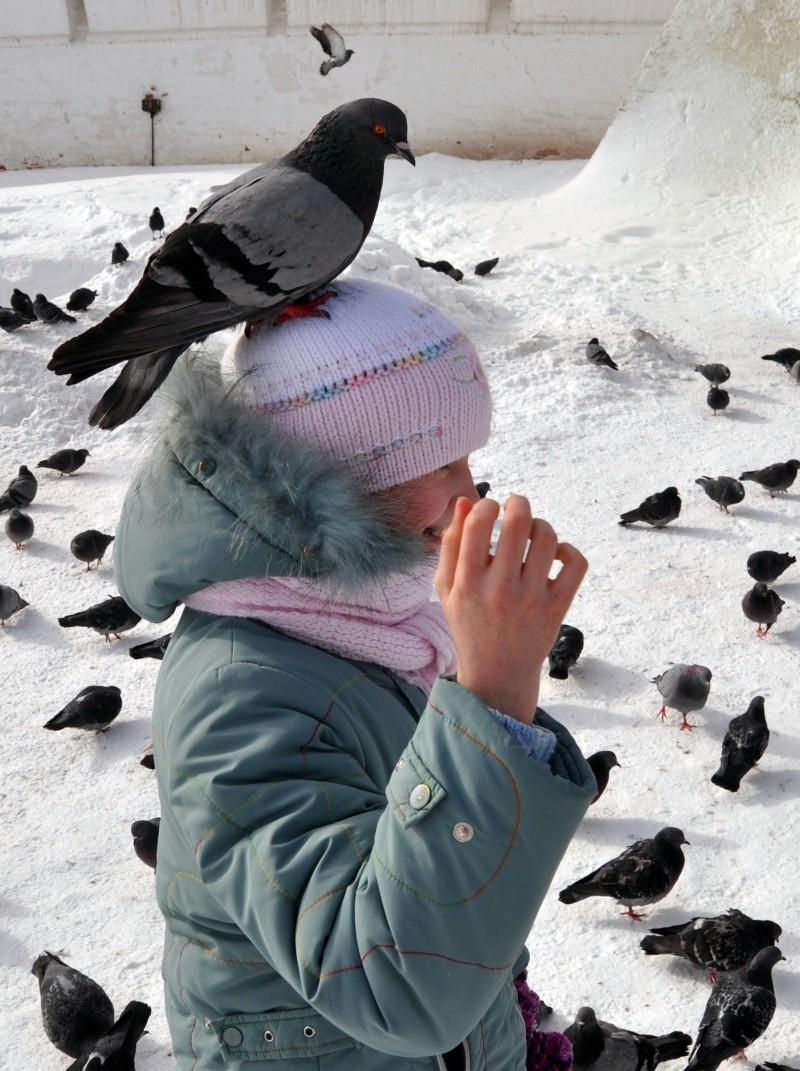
129 631 172 660
0 306 29 332
641 908 782 977
619 487 681 528
33 293 77 324
58 595 141 641
140 744 155 769
31 950 115 1058
474 257 499 276
586 337 619 370
66 288 98 312
694 363 730 385
547 623 584 679
38 447 91 475
70 529 115 571
49 98 415 430
111 242 129 265
565 1005 692 1071
185 206 197 219
739 460 800 497
695 476 744 514
475 480 491 499
10 287 36 320
652 664 712 730
64 1000 151 1071
5 507 34 549
684 946 784 1071
131 817 160 869
711 696 770 792
149 206 165 238
760 347 800 371
0 464 38 512
586 750 621 804
746 551 796 583
0 583 28 624
415 256 464 281
706 385 730 415
310 22 354 75
742 582 784 635
558 826 688 920
43 685 123 732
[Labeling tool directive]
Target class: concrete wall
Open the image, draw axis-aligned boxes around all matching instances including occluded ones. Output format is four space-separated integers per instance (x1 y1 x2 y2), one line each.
0 0 678 169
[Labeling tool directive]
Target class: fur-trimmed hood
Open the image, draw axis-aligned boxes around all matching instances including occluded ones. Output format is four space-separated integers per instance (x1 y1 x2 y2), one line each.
114 354 428 622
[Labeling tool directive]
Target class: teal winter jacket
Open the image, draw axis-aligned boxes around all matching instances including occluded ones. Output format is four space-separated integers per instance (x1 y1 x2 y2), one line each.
115 358 596 1071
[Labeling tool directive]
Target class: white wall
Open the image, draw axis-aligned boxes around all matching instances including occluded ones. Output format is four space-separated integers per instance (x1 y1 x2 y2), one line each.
0 0 678 169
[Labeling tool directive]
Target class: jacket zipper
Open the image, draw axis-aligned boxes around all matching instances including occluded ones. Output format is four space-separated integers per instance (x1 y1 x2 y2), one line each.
435 1041 471 1071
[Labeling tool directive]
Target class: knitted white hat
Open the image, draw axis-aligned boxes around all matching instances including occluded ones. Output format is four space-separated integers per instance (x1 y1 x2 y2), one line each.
222 279 492 490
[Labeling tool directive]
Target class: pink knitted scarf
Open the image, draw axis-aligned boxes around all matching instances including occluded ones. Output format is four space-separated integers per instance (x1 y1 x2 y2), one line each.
184 563 456 694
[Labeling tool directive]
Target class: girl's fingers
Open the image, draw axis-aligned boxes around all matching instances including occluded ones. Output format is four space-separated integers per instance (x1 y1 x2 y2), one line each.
491 496 536 579
455 497 500 576
435 496 473 594
548 542 589 603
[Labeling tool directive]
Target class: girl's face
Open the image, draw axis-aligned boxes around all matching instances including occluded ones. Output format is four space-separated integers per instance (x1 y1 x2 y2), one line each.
384 457 480 549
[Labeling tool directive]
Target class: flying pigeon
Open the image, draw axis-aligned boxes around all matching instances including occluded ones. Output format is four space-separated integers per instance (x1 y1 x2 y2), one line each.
619 487 681 528
0 306 29 332
37 447 91 475
586 750 621 804
10 287 36 320
44 685 123 732
760 347 800 371
746 551 796 584
5 507 34 549
111 241 129 265
558 826 688 920
739 460 800 497
49 98 415 430
706 385 730 415
129 631 172 660
565 1005 692 1071
684 946 784 1071
58 595 141 640
711 696 770 792
652 664 712 730
66 288 98 312
131 817 160 869
149 206 165 238
694 363 730 385
547 623 584 679
742 582 784 635
0 583 29 624
0 464 38 512
70 529 115 571
64 1000 151 1071
642 908 781 984
695 476 744 514
33 293 77 324
309 22 354 75
474 257 499 276
31 950 115 1058
586 337 619 370
415 256 464 281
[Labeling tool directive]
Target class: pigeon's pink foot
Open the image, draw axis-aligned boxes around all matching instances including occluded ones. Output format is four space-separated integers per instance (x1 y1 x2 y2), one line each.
656 705 667 722
274 289 336 325
622 906 646 921
679 716 695 731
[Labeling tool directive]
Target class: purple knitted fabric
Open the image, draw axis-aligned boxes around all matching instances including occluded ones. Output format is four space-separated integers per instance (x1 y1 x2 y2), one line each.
514 971 573 1071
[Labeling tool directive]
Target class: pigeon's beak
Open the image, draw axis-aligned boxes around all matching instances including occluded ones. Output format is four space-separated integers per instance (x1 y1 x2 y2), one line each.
392 141 415 166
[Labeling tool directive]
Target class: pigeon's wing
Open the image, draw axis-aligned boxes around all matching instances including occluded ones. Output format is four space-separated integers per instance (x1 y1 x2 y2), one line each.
320 23 348 61
309 24 334 57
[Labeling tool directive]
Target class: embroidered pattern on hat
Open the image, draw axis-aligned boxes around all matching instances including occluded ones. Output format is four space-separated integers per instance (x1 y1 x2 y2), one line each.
348 424 444 465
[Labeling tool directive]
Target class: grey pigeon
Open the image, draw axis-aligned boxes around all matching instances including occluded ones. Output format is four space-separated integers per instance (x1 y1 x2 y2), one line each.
695 476 745 514
309 22 354 75
475 480 491 499
739 460 800 497
760 347 800 371
619 486 681 528
742 582 784 635
111 241 129 265
652 664 712 730
548 623 584 679
64 1000 151 1071
474 257 499 276
149 206 165 237
58 595 141 640
10 287 36 320
131 817 160 869
706 385 730 415
695 363 730 385
129 631 172 660
70 529 115 571
49 98 414 430
684 946 784 1071
587 337 619 370
746 551 796 584
0 306 29 332
642 908 782 978
31 950 115 1058
66 287 97 312
565 1005 692 1071
586 750 621 804
711 696 770 792
33 293 77 324
558 826 688 920
44 685 123 732
0 464 38 512
0 583 28 624
5 507 34 549
38 447 91 475
416 256 464 281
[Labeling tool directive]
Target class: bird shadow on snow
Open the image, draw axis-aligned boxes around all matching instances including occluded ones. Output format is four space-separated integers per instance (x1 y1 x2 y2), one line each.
731 505 794 525
719 408 768 424
80 717 152 773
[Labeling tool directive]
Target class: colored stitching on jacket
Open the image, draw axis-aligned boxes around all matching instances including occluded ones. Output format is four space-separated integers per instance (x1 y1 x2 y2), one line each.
193 937 269 967
320 943 514 980
298 673 367 763
165 870 204 919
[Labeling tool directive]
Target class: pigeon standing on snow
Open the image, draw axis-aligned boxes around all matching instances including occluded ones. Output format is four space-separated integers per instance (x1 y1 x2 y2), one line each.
684 946 784 1071
694 363 730 385
474 257 499 276
742 582 784 635
10 287 37 320
652 663 712 730
0 307 29 332
49 98 415 430
0 464 38 512
37 447 91 475
760 347 800 371
711 696 770 792
149 206 165 238
58 595 141 640
111 241 129 265
70 529 115 570
565 1005 692 1071
129 631 173 660
586 337 619 370
0 583 29 624
706 385 730 415
309 22 354 75
619 487 682 528
558 826 688 920
586 750 621 804
33 293 77 324
746 551 796 583
641 909 782 977
415 256 464 281
131 817 160 869
739 460 800 497
43 685 123 732
66 287 98 312
64 999 151 1071
5 507 34 549
31 950 115 1058
695 476 745 514
547 623 584 679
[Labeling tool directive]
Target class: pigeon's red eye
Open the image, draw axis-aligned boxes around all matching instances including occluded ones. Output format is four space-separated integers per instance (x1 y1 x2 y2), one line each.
373 123 386 136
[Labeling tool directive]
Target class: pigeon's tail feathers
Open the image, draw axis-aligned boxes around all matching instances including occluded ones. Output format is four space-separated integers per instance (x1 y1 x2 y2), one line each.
87 344 189 429
548 664 569 680
559 880 604 904
640 933 681 956
619 508 641 526
58 610 93 628
739 471 760 482
651 1032 693 1066
710 766 742 792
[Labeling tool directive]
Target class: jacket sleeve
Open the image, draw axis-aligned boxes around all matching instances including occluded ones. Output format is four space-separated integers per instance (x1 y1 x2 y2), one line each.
163 663 594 1056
